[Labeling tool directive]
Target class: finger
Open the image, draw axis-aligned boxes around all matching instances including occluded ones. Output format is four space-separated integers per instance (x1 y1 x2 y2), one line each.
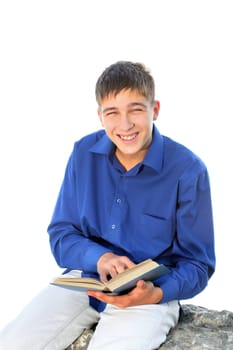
100 267 117 282
108 265 118 278
87 290 129 308
87 290 117 303
114 262 131 274
120 257 136 269
99 270 109 283
136 279 147 289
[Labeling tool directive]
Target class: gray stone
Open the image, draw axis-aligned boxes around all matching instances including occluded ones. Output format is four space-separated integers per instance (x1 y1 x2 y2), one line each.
66 328 94 350
159 304 233 350
66 304 233 350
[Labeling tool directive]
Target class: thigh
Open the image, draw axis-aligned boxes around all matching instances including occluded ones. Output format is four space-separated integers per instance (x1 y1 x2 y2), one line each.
0 272 100 350
88 301 180 350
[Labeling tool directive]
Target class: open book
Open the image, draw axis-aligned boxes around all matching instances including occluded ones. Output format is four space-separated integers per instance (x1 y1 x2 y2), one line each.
51 259 169 294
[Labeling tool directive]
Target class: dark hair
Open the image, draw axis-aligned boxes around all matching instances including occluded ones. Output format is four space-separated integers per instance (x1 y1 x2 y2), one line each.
95 61 155 105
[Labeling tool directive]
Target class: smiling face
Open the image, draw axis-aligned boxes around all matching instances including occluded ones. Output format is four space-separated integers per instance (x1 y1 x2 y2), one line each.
98 89 160 170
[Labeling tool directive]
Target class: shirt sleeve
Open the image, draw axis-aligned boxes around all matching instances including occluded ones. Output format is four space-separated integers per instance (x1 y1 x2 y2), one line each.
156 165 216 303
47 142 111 273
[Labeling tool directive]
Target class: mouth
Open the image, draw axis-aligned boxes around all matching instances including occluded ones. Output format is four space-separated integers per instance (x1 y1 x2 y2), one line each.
118 132 139 142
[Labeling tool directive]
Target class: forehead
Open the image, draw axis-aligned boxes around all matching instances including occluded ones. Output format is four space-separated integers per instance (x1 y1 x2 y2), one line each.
99 89 148 109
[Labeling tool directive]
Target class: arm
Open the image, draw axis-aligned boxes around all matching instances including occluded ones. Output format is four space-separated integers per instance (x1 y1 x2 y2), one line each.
157 166 216 303
47 143 111 273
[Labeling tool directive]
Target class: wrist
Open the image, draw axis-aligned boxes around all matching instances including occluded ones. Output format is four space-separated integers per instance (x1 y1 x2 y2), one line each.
152 285 163 304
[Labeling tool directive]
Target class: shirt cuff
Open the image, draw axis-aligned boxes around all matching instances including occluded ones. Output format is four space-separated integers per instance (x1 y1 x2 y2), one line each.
82 245 112 273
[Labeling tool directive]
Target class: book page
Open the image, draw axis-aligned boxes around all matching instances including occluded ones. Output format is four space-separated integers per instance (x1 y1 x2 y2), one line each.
53 277 104 288
106 259 158 290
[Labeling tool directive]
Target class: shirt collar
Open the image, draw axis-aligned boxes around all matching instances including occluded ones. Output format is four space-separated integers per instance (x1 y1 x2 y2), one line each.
89 131 115 155
142 125 163 173
89 125 164 173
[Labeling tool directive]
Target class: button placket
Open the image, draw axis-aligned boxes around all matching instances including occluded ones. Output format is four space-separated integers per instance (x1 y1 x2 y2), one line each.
109 176 126 233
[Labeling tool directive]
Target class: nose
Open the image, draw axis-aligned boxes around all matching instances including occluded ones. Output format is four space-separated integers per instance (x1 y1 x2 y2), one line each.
119 112 134 131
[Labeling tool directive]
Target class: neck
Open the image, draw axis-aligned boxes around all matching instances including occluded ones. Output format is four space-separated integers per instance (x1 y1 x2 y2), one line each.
115 148 147 171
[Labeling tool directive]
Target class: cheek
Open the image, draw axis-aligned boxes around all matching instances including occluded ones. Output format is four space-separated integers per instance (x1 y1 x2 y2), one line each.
97 111 105 127
138 117 153 131
98 115 104 127
101 119 116 131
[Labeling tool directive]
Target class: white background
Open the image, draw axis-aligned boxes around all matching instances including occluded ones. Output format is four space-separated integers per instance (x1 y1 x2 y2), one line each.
0 0 232 330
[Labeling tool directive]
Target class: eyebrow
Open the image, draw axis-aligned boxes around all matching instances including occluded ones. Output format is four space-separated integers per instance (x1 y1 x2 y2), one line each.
102 107 117 114
102 102 147 114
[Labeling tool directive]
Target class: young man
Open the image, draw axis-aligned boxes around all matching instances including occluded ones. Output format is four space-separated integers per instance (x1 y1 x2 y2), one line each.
0 61 215 350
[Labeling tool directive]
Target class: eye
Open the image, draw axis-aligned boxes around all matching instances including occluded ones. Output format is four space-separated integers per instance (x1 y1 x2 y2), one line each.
104 108 121 117
105 111 118 117
130 108 144 113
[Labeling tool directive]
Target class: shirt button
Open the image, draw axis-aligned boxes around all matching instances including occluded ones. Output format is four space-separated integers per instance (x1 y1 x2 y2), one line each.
111 224 116 230
116 198 121 204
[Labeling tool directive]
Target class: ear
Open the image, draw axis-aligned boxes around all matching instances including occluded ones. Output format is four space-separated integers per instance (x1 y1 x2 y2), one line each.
97 107 105 127
153 100 160 121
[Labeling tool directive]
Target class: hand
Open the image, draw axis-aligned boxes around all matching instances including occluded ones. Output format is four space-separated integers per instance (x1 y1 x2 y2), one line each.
97 252 135 283
87 280 163 308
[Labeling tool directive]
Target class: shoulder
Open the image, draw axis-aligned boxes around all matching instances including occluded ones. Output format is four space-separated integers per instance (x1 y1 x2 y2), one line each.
163 135 208 178
73 129 106 151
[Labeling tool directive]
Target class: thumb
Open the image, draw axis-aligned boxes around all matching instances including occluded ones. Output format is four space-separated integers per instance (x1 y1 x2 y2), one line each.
136 280 147 289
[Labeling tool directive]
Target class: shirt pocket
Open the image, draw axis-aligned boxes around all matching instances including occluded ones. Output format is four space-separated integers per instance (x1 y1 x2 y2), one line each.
139 213 174 255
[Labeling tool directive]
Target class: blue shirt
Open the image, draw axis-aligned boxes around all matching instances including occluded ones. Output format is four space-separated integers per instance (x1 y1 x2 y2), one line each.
48 125 215 308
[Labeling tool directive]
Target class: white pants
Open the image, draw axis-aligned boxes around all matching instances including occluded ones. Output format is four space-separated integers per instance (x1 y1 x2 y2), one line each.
0 271 180 350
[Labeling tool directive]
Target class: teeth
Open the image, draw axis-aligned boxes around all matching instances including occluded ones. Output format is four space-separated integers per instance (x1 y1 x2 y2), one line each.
120 134 136 140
